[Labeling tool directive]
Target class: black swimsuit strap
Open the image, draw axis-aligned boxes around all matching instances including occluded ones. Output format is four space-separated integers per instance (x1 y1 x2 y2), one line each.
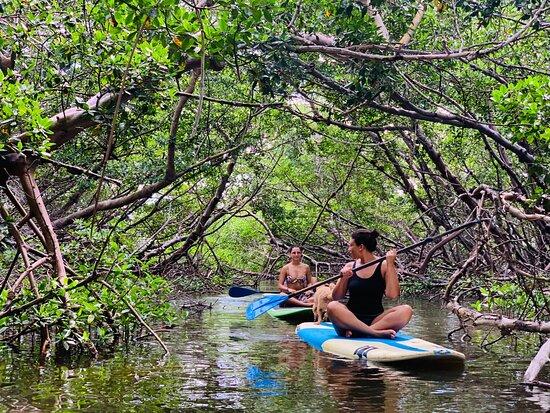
353 259 382 275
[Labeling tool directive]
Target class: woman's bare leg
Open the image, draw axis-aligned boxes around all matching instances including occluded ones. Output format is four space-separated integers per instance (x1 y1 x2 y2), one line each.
327 302 395 338
286 297 313 307
370 305 413 332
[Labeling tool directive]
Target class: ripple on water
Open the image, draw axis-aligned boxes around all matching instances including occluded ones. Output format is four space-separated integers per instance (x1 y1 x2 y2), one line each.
0 296 547 412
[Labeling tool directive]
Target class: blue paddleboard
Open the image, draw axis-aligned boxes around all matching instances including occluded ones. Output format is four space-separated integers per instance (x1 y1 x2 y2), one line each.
296 322 465 365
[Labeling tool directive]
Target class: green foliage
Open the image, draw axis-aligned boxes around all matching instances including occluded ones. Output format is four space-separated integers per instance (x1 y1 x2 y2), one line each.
206 216 268 281
471 282 545 319
0 217 177 353
9 266 176 352
492 75 550 145
456 0 543 23
0 71 53 155
1 0 548 361
327 0 383 44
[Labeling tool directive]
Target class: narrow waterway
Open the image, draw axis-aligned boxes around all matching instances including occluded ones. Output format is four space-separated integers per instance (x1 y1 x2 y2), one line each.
0 294 548 412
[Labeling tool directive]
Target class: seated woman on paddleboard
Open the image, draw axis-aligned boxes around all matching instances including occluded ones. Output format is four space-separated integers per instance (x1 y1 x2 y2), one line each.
327 229 413 339
277 246 315 307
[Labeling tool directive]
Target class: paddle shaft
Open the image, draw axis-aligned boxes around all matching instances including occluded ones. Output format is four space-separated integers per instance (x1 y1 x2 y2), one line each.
285 219 486 300
229 286 279 297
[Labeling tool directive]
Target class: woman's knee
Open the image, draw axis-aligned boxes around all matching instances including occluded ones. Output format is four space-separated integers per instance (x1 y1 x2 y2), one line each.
326 301 343 317
399 304 413 320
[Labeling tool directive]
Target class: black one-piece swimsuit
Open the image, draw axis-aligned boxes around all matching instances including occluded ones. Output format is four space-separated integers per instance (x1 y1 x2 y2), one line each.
334 260 385 337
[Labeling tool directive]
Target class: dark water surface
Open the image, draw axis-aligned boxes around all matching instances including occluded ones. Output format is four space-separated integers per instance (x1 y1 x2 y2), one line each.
0 295 548 412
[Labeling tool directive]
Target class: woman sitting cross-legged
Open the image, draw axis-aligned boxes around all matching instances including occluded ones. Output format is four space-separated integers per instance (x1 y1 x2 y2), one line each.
277 246 315 307
327 229 413 339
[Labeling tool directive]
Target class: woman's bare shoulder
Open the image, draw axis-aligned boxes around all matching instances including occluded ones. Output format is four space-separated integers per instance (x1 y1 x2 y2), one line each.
279 263 290 272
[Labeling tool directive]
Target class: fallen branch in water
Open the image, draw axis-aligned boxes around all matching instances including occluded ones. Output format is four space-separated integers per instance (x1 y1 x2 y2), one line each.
522 380 550 390
180 299 213 315
447 300 550 334
134 326 176 342
523 338 550 388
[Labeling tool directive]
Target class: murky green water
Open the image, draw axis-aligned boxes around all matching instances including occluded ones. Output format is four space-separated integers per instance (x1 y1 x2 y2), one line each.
0 294 548 412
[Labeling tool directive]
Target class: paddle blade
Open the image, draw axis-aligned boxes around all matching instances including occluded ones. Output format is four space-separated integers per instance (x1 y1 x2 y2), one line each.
246 294 288 320
229 286 260 298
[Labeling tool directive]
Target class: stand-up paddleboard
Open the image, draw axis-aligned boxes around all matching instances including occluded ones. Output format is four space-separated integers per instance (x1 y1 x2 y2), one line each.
268 306 314 323
260 294 314 323
296 322 465 366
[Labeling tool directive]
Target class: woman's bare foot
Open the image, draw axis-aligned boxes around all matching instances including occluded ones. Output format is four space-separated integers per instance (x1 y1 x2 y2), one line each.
371 329 396 339
343 328 395 339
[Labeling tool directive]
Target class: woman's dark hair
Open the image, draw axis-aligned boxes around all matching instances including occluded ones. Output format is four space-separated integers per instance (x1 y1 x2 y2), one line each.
351 229 379 252
288 246 302 253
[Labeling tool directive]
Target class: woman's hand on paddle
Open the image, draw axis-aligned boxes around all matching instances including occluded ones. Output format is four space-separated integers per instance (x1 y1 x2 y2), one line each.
386 249 397 265
340 266 353 280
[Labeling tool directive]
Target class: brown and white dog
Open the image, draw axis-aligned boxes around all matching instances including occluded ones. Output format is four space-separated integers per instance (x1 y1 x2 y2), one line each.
312 283 335 324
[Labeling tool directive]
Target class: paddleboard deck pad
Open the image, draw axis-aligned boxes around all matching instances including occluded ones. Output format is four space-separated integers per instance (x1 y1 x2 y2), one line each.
268 306 314 323
296 322 465 366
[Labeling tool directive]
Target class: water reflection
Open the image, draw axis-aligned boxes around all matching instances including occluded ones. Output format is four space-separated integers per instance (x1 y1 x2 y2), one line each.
246 366 286 396
525 386 550 412
315 355 396 412
277 336 309 371
0 296 547 412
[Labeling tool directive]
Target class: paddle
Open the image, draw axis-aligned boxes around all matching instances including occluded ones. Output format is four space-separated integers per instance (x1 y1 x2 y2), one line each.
229 286 279 298
245 219 486 320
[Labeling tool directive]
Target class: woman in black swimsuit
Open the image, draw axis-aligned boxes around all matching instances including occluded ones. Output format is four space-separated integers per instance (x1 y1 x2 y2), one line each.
327 229 413 339
277 246 315 307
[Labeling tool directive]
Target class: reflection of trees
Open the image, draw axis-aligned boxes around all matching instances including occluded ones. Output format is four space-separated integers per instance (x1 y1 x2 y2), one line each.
242 337 337 411
314 354 400 413
278 336 310 372
0 349 186 411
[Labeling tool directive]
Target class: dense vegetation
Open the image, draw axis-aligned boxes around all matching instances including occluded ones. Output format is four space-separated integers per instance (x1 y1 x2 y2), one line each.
0 0 548 367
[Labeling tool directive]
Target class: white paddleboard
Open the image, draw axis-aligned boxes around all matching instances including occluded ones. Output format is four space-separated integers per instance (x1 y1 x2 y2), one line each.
296 322 465 366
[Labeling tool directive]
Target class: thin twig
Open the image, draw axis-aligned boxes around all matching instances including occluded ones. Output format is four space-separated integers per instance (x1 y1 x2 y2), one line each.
100 280 170 355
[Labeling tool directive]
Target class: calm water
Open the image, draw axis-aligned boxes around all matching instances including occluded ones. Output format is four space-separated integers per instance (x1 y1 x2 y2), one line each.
0 294 548 412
